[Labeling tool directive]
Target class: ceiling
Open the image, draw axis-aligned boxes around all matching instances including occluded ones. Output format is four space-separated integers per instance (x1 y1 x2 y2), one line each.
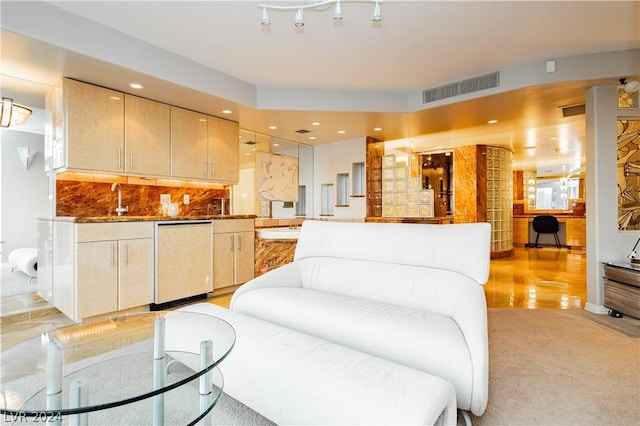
1 1 639 176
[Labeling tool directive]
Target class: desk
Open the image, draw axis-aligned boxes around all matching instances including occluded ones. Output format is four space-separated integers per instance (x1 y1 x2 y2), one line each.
513 216 586 248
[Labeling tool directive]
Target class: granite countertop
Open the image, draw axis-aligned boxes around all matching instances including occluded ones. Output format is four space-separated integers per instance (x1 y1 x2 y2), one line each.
42 215 256 223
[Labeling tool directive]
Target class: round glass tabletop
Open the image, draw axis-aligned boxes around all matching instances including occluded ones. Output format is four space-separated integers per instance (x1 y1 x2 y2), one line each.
0 310 235 423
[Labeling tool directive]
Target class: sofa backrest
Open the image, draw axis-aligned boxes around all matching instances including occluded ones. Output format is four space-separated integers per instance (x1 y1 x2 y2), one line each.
294 221 491 285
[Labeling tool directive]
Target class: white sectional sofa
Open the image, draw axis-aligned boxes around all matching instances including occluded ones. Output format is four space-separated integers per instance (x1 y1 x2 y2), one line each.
179 220 491 425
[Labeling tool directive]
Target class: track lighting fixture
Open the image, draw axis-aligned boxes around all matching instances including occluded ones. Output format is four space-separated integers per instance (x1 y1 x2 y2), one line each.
258 0 382 27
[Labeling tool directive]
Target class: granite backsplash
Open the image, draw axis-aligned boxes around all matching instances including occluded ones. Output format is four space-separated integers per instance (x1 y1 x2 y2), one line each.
56 180 229 217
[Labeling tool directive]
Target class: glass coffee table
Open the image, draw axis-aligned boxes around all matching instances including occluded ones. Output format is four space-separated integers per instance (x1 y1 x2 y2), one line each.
0 311 235 425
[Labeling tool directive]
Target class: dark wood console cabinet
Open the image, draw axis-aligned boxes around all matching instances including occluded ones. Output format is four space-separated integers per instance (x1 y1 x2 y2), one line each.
602 262 640 319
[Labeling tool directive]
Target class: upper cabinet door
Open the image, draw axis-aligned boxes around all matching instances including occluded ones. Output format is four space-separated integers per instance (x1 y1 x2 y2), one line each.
208 117 239 183
170 106 208 179
64 78 125 173
124 95 171 176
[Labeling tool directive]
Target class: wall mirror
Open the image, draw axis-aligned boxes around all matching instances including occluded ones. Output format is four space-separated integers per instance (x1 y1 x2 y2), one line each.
523 168 585 213
234 129 313 219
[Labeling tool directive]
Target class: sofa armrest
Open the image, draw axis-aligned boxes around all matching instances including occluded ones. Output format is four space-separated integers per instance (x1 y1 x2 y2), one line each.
230 262 302 309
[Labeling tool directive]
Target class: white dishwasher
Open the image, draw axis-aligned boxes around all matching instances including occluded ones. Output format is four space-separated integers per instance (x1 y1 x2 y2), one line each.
153 220 212 307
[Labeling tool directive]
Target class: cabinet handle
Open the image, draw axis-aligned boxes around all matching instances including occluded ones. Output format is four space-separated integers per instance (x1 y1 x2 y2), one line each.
203 161 207 177
236 234 241 251
230 235 234 251
111 244 116 267
124 243 129 265
117 149 122 170
129 151 133 170
210 162 215 178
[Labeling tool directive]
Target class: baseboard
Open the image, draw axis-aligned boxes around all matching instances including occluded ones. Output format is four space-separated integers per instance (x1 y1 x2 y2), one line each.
584 302 609 315
150 293 207 311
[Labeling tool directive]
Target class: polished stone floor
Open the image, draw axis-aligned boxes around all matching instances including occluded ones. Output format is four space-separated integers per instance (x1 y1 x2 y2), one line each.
0 246 586 351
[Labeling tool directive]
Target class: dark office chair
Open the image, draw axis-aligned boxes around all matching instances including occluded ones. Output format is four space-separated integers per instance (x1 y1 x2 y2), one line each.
532 215 560 248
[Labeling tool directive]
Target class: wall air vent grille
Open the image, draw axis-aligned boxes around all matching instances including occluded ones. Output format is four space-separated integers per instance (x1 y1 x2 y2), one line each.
422 71 500 104
295 129 311 134
560 104 586 118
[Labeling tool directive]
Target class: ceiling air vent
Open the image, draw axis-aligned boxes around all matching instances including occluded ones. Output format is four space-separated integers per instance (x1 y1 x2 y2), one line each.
243 141 257 145
422 71 500 104
295 129 311 134
560 104 585 118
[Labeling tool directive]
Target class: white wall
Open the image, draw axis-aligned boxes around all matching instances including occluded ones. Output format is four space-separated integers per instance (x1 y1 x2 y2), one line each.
0 129 49 261
585 86 640 313
233 168 255 215
313 138 366 219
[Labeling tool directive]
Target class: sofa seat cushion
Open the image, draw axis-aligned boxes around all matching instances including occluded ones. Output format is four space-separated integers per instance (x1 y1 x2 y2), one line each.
176 302 458 426
232 287 473 408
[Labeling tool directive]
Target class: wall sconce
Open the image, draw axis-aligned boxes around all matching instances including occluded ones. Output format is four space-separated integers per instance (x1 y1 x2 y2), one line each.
524 170 537 209
0 97 33 128
16 147 37 170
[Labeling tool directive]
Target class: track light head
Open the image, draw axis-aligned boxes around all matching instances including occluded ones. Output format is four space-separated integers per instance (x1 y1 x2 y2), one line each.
372 1 382 22
333 0 343 20
294 8 304 27
261 6 270 25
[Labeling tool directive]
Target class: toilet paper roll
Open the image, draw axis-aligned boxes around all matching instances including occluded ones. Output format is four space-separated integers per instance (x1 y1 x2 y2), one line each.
8 248 38 277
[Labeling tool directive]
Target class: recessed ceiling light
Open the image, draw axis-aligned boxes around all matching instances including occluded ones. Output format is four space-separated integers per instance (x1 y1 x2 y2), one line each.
311 121 320 126
373 127 382 132
488 119 498 124
338 130 346 134
222 109 232 114
269 125 278 130
273 143 280 147
245 152 251 156
129 83 143 89
308 136 316 140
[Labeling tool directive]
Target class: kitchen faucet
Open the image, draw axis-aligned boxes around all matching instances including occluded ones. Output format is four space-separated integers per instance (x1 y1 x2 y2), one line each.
111 183 129 216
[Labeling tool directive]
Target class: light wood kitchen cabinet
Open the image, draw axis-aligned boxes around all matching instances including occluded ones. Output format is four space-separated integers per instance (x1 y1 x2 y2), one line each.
208 117 240 183
53 222 154 321
565 217 586 247
118 238 154 309
63 78 125 173
213 219 254 290
170 106 209 179
124 94 171 176
59 79 240 182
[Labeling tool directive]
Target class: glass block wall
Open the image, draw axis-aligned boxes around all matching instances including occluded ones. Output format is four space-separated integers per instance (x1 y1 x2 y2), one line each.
381 154 434 218
487 146 513 252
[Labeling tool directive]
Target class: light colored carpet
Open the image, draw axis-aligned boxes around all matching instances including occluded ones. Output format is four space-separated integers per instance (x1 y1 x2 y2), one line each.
469 308 640 426
2 308 638 425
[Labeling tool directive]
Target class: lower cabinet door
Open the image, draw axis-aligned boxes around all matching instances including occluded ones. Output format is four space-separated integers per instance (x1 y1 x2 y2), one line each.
119 238 154 310
235 231 255 285
76 240 118 319
213 233 235 289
